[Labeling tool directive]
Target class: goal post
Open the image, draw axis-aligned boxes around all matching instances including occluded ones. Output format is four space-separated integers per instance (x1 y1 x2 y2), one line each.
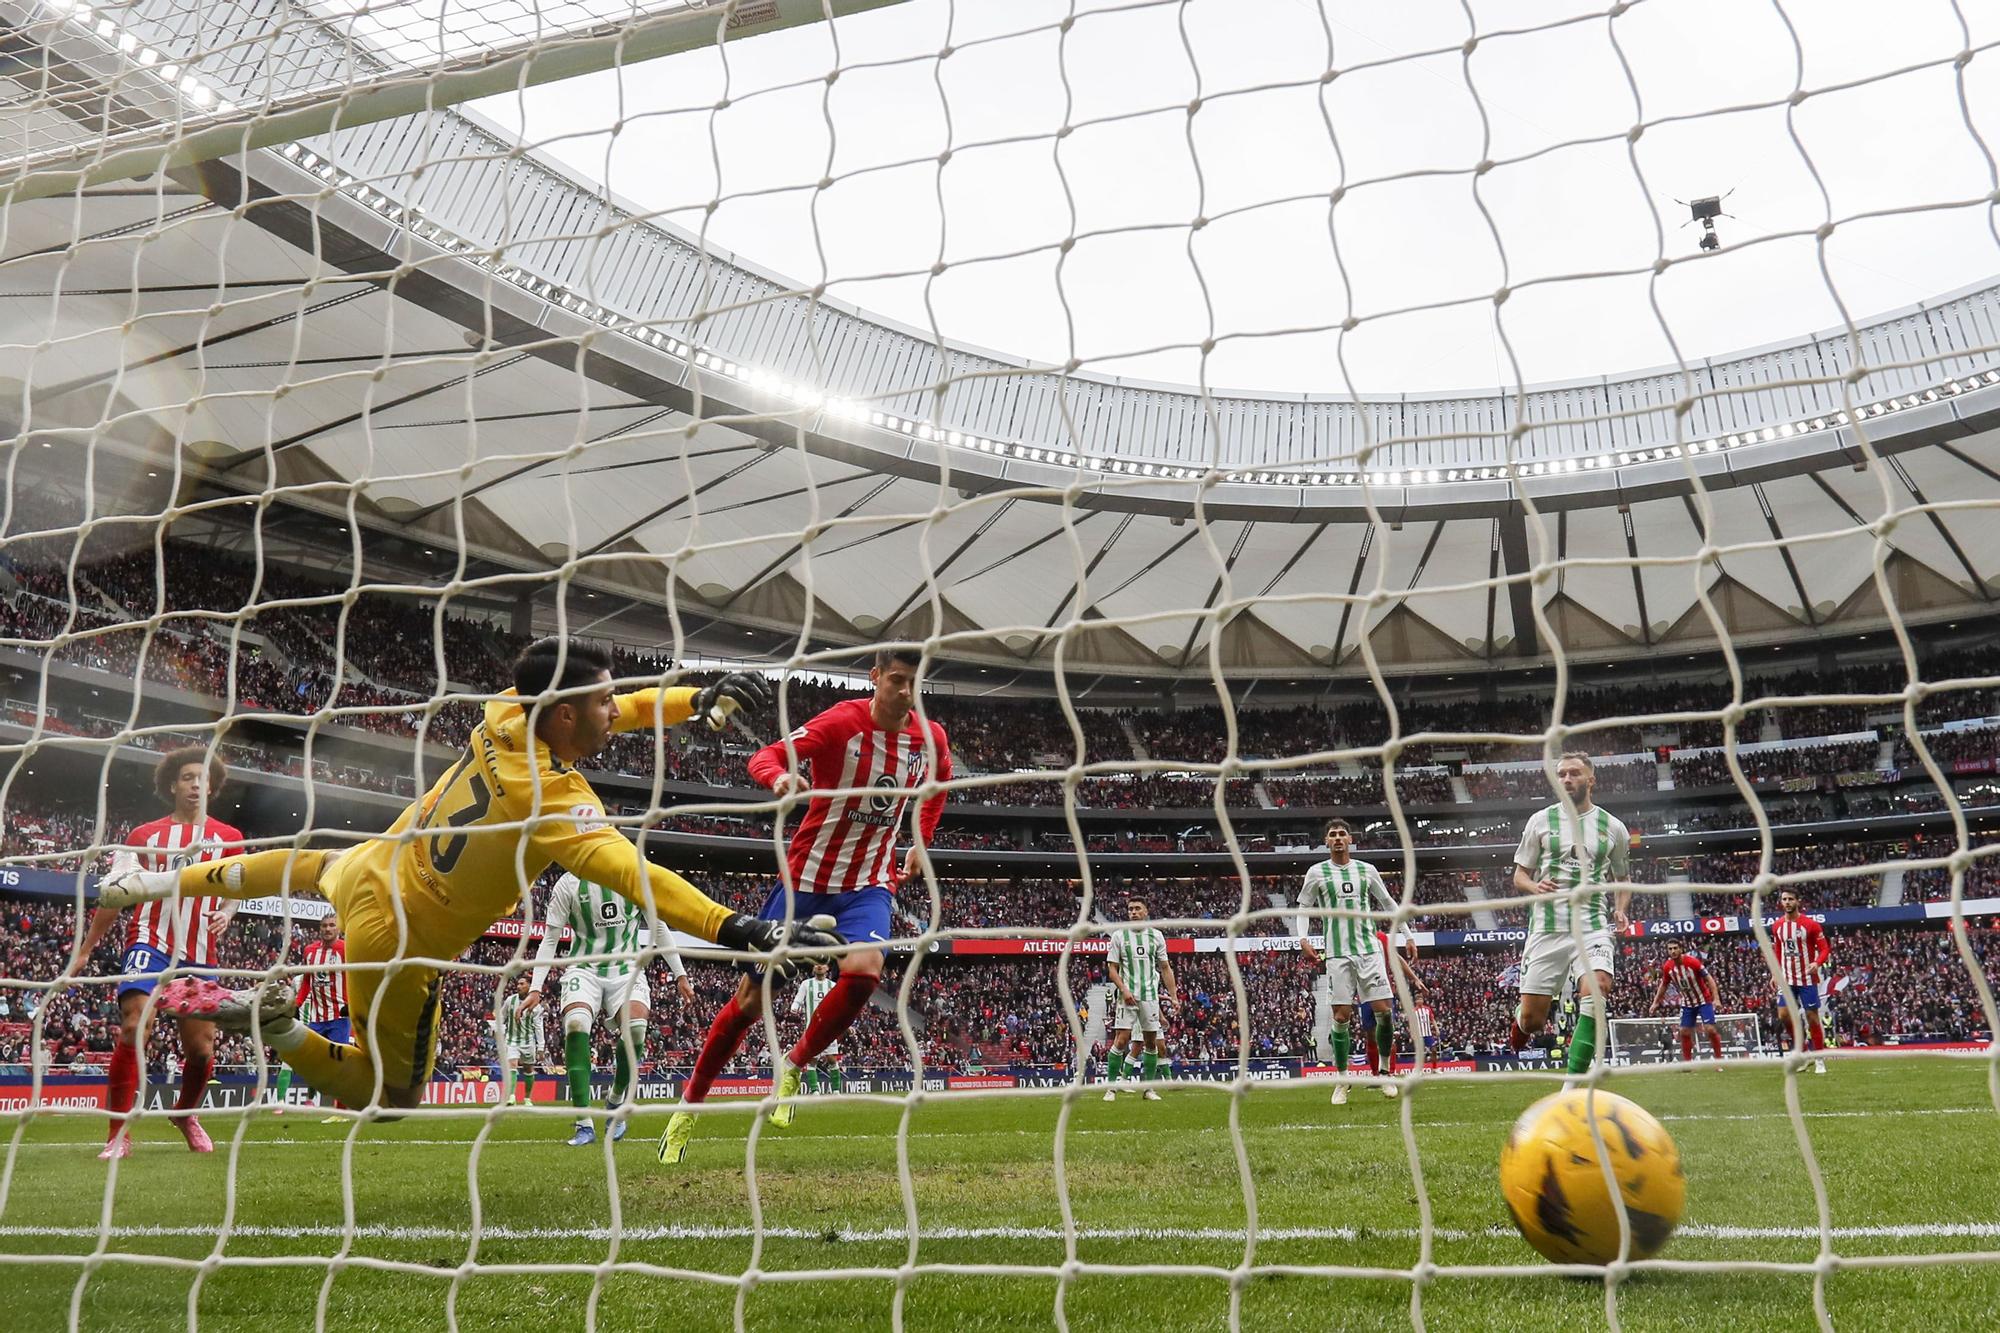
1607 1014 1764 1063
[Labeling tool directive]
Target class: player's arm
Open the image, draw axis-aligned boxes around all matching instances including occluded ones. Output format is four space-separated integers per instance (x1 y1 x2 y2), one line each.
1160 953 1179 1010
525 874 578 1007
1387 945 1425 995
1105 950 1135 1004
1294 875 1321 967
900 725 954 885
1647 972 1668 1014
1609 824 1633 928
1513 822 1554 894
1810 920 1831 975
202 825 248 936
748 708 841 799
608 672 769 738
68 905 122 976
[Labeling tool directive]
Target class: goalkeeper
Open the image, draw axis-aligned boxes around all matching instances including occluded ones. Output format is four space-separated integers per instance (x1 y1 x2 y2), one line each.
101 639 840 1110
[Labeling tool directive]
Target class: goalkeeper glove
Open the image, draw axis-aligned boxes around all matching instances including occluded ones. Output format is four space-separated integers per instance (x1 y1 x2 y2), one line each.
692 671 772 731
715 912 846 980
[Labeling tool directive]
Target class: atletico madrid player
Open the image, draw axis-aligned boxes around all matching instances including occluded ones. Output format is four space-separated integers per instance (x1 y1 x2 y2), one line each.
69 746 243 1158
271 913 349 1117
1648 950 1724 1062
1770 889 1832 1073
659 646 951 1164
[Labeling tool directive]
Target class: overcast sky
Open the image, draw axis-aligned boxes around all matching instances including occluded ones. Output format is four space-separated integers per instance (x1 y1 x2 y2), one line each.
464 0 2000 395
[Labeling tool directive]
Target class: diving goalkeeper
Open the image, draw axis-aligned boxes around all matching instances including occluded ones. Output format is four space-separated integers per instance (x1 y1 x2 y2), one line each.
98 639 841 1110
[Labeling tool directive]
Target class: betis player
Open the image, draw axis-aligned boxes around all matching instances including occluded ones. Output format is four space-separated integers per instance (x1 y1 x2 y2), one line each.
659 647 951 1164
496 974 547 1106
1505 752 1632 1078
101 639 838 1111
790 962 841 1095
526 869 695 1145
68 747 243 1158
1298 819 1402 1105
1102 898 1177 1102
270 912 349 1120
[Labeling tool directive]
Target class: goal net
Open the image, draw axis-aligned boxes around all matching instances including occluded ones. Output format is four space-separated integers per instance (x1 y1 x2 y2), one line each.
4 0 2000 1327
1606 1014 1762 1063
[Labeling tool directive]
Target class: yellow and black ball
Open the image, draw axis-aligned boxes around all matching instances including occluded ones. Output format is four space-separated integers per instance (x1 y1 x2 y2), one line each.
1499 1088 1685 1266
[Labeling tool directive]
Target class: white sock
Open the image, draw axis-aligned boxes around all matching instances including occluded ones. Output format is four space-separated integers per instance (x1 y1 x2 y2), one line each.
265 1018 306 1050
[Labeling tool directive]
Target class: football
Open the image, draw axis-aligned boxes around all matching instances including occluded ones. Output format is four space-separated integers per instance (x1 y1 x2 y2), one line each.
1499 1088 1686 1266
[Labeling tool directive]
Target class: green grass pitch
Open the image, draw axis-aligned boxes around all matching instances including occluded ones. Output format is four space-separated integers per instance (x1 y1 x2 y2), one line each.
3 1057 1998 1331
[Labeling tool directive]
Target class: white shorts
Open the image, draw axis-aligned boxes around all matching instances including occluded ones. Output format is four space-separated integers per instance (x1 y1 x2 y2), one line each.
1517 929 1615 996
1114 999 1163 1035
1325 952 1393 1007
560 968 651 1024
503 1045 543 1068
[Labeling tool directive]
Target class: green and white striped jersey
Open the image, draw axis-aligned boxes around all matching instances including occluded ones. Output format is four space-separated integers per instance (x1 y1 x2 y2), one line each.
497 991 543 1058
1108 925 1169 1002
1296 858 1395 958
529 872 686 987
1512 802 1632 933
791 975 835 1023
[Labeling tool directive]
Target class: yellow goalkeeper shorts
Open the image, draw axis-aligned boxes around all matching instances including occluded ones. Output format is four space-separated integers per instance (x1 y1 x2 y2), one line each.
321 848 445 1093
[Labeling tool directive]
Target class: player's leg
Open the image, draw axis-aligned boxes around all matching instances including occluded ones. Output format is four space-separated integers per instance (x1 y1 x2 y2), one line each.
101 976 155 1156
1678 1008 1696 1063
659 974 766 1164
560 975 600 1145
784 888 888 1070
606 984 649 1143
1701 1006 1723 1058
1358 953 1397 1097
1105 1025 1132 1099
518 1063 537 1104
1566 939 1616 1077
1799 987 1827 1069
1512 933 1572 1051
1329 1002 1355 1081
171 1013 217 1152
100 847 336 908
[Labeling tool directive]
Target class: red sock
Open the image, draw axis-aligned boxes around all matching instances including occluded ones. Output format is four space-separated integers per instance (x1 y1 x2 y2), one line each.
1679 1031 1694 1062
1362 1032 1380 1077
683 999 756 1104
175 1055 213 1113
1708 1029 1724 1058
105 1042 139 1140
787 973 877 1067
1807 1014 1826 1052
1507 1020 1530 1052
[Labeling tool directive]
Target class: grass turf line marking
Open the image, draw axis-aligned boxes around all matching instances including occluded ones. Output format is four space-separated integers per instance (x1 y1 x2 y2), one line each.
5 1222 2000 1243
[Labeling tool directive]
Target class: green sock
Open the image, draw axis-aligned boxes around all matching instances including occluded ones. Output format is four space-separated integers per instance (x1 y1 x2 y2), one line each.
1567 1014 1597 1076
274 1067 292 1104
831 1068 843 1092
1106 1049 1125 1082
611 1026 642 1105
1376 1014 1395 1073
518 1068 536 1103
1141 1048 1158 1080
804 1068 819 1093
565 1030 592 1110
1331 1024 1351 1073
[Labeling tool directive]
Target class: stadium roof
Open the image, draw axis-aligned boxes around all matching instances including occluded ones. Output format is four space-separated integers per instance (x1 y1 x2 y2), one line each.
7 2 2000 679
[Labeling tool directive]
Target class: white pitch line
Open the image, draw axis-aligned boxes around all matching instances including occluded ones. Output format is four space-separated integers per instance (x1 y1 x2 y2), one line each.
8 1104 1995 1151
1 1221 1998 1244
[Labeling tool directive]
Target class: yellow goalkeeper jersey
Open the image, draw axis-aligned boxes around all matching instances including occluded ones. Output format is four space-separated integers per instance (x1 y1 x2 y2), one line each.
328 687 731 960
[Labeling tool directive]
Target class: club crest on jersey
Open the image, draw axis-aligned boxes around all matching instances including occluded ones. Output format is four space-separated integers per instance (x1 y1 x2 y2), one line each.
569 805 606 834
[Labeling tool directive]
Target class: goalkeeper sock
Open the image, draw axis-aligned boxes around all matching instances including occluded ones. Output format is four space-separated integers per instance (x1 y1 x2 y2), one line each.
1106 1049 1125 1082
172 848 331 901
1567 1015 1597 1076
684 998 755 1104
566 1031 592 1109
275 1066 293 1105
787 973 876 1066
1140 1048 1158 1081
803 1068 818 1094
1374 1013 1395 1075
1331 1024 1351 1074
105 1042 138 1140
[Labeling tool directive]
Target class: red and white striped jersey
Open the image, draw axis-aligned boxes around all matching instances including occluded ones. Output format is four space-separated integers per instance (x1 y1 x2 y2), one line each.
748 697 952 893
121 816 243 967
1663 955 1714 1008
1770 913 1830 987
296 938 347 1024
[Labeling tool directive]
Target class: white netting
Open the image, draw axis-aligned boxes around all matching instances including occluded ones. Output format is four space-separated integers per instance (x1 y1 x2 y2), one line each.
3 0 2000 1329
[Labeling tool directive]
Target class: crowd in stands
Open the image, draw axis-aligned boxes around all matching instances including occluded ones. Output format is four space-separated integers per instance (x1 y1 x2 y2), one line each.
1671 737 1885 789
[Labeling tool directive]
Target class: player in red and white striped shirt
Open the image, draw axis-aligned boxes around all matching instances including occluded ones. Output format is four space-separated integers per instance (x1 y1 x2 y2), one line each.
270 915 348 1116
1770 889 1832 1073
1648 951 1723 1062
70 747 243 1157
660 647 951 1163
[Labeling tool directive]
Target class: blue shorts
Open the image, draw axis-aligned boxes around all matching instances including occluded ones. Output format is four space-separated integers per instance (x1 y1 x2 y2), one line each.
309 1017 352 1046
1678 1003 1716 1027
1785 984 1820 1012
738 884 893 977
117 945 207 997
